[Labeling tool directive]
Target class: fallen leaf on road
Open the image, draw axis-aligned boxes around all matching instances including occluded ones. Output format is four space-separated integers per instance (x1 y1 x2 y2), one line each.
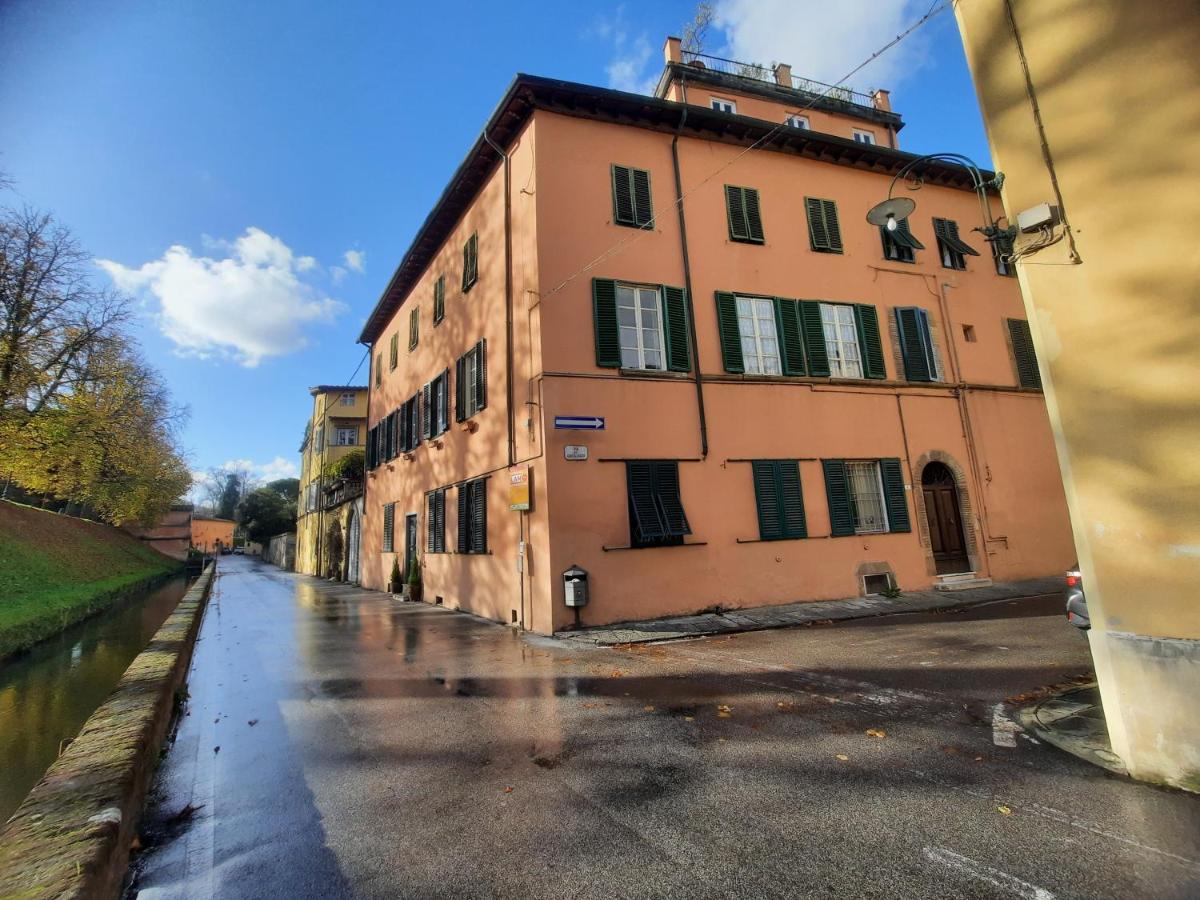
247 719 258 727
684 716 695 722
609 670 625 678
581 702 600 709
974 756 984 762
643 705 656 712
865 728 887 738
717 705 733 718
503 787 514 794
776 701 794 711
836 754 849 761
213 746 220 754
997 805 1012 816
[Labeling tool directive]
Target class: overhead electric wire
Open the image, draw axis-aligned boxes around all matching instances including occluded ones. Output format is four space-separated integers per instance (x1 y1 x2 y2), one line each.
536 0 953 303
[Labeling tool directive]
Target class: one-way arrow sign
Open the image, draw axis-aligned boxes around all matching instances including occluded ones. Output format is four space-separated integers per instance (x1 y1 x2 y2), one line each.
554 416 605 431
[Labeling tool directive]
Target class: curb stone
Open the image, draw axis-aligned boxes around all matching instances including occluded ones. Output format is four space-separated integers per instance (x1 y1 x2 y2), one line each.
555 577 1062 645
0 563 216 900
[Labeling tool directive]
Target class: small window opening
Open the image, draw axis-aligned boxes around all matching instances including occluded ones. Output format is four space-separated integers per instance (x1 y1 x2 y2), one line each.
962 324 977 343
863 573 894 595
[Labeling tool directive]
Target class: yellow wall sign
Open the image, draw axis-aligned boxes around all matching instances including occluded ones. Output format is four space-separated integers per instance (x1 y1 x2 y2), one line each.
508 465 531 511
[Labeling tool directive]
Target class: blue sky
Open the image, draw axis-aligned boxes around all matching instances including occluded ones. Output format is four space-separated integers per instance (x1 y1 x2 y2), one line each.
0 0 991 491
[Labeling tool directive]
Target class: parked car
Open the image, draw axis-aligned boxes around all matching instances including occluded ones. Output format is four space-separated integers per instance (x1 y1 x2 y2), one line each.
220 546 232 555
233 546 245 555
1065 564 1089 630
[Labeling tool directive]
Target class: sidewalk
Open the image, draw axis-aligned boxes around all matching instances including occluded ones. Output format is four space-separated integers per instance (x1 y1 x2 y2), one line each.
556 576 1063 645
1015 682 1128 776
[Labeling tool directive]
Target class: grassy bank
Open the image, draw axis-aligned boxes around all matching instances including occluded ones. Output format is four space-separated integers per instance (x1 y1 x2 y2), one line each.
0 500 183 660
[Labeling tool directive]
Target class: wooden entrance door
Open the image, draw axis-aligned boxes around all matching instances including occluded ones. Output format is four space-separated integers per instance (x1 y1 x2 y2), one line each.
922 463 970 574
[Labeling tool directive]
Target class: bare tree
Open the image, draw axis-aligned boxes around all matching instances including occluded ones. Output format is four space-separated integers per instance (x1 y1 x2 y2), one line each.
0 206 131 419
681 2 715 55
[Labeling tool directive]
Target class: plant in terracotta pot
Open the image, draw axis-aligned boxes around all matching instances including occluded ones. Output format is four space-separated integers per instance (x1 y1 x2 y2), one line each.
403 553 423 603
389 557 403 596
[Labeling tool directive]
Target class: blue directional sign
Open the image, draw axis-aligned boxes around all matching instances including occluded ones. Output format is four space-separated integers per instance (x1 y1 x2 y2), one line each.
554 415 605 431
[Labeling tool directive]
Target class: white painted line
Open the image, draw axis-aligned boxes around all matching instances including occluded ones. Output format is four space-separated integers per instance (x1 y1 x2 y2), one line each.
993 702 1019 747
924 846 1056 900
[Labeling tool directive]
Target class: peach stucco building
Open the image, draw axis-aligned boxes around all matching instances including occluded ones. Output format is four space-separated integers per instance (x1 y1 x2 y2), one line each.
356 39 1075 634
191 517 234 554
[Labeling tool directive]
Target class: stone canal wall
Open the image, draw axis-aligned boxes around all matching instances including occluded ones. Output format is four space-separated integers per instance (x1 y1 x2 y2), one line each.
0 562 216 899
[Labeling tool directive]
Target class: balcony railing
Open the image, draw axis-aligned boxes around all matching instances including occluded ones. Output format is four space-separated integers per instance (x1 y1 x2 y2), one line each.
322 479 363 510
679 50 875 111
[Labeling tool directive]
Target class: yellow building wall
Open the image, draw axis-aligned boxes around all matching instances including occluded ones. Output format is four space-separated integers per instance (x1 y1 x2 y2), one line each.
955 0 1200 790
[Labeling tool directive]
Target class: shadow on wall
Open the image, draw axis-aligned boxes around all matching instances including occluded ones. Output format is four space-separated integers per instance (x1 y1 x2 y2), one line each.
963 0 1200 601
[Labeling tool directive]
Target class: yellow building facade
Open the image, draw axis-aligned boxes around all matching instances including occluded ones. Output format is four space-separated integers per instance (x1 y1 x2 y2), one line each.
955 0 1200 790
296 386 368 577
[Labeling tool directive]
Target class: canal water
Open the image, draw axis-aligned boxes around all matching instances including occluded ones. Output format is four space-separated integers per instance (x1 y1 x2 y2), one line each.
0 575 189 822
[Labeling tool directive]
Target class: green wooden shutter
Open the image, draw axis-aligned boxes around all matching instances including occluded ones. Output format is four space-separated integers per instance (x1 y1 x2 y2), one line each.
433 276 445 324
426 492 437 553
475 339 487 411
896 218 924 249
454 355 466 422
715 291 745 373
592 278 621 368
632 168 653 228
854 304 886 379
661 285 691 372
725 186 749 241
421 383 432 438
627 462 667 542
778 461 807 538
895 307 935 382
800 301 830 376
469 480 487 553
462 233 478 291
744 188 764 242
435 490 445 553
822 199 843 252
456 486 469 553
880 458 911 533
612 165 635 226
822 459 854 537
806 198 842 253
752 461 783 540
1007 318 1042 389
383 503 395 552
652 462 691 537
773 298 806 376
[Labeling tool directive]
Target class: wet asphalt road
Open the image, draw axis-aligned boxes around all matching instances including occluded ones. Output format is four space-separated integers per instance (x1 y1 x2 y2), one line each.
130 556 1200 899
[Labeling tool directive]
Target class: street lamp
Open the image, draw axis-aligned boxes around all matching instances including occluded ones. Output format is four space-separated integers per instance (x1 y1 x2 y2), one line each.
865 153 1016 246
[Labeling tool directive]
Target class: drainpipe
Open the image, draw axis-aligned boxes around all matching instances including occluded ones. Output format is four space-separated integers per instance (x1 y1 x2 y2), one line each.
937 281 1006 565
359 339 372 586
483 128 516 469
671 104 710 458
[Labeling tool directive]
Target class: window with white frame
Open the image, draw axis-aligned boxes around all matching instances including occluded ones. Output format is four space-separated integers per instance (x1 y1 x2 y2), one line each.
711 97 737 114
340 392 356 406
786 115 810 129
847 461 888 534
335 427 357 445
852 129 876 144
736 296 781 375
617 284 665 370
820 303 863 378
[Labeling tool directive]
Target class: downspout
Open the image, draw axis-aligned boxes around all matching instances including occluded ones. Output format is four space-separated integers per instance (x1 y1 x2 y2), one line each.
359 340 372 585
671 103 709 458
483 129 516 469
483 127 522 629
938 281 1006 566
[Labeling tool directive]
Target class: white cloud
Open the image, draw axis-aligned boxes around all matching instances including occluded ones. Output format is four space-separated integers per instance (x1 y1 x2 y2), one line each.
712 0 935 91
99 227 344 367
186 457 300 505
595 6 659 96
254 456 300 481
330 265 347 284
342 249 365 273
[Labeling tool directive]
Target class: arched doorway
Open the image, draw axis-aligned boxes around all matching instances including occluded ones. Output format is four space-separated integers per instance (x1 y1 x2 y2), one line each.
345 507 361 585
922 462 970 574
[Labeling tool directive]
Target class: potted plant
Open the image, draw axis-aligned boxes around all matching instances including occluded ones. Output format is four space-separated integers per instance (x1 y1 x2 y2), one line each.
403 553 423 604
389 557 403 597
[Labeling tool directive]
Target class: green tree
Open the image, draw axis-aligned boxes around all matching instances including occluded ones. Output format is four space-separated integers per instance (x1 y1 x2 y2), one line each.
263 477 299 504
237 486 296 545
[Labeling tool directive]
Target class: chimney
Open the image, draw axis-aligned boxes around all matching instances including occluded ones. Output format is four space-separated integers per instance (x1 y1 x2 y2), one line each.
871 89 892 112
664 36 682 65
774 63 792 87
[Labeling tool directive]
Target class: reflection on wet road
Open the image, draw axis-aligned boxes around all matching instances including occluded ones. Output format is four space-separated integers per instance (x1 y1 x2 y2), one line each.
131 557 1200 899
